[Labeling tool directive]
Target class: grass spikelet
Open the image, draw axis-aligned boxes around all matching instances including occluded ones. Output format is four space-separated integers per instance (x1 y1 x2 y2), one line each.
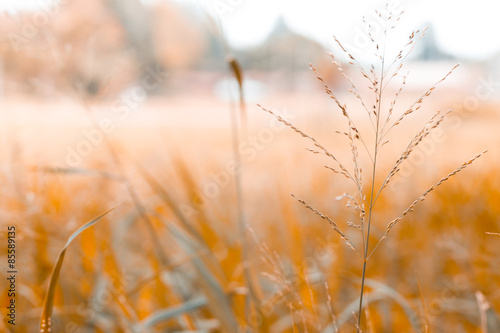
227 54 247 126
385 64 460 132
291 194 360 256
378 109 451 192
258 104 354 182
382 150 487 238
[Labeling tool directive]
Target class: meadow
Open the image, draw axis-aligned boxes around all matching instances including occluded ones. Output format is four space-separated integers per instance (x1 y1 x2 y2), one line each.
1 84 499 332
1 1 500 332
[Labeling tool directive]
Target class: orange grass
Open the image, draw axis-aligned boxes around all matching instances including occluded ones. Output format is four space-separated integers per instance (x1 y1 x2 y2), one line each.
0 104 499 332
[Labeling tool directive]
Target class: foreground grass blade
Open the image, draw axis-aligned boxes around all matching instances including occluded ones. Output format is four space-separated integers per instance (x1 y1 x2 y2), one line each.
160 216 239 332
138 296 207 330
39 206 119 333
328 279 423 333
33 166 125 181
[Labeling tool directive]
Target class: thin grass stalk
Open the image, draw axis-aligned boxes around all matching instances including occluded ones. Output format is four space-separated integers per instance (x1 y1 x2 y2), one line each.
71 94 197 329
357 29 387 333
74 96 170 266
212 6 260 322
227 54 257 330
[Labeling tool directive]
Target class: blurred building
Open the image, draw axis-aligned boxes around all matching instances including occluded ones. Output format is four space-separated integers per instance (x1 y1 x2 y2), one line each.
415 25 455 62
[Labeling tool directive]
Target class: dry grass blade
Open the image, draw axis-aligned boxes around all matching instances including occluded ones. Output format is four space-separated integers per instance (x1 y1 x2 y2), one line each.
369 151 488 257
258 104 354 183
309 64 372 159
386 150 487 232
384 64 459 135
39 205 119 333
227 53 259 322
376 109 450 196
33 166 124 182
125 250 207 297
138 296 208 330
475 291 500 332
324 165 350 179
327 51 375 127
331 279 423 333
291 194 360 256
137 165 205 245
157 215 240 332
381 28 427 88
383 71 408 130
310 64 349 119
332 35 373 85
476 291 490 333
138 166 234 294
347 127 365 213
324 282 339 333
74 97 171 267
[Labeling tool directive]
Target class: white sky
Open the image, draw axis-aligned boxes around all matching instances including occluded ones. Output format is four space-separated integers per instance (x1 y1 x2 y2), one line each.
3 0 500 61
195 0 500 61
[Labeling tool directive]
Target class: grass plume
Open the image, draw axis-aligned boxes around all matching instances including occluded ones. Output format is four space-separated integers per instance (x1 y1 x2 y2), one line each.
260 4 486 331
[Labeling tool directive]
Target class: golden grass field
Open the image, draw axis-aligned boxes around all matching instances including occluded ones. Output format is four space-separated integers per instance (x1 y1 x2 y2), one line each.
1 0 499 331
1 87 499 332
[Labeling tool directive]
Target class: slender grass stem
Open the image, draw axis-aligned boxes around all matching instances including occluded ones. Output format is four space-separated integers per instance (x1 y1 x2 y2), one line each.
356 31 387 332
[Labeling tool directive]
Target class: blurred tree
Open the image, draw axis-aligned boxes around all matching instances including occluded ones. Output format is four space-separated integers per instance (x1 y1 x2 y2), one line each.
106 0 159 72
234 17 340 91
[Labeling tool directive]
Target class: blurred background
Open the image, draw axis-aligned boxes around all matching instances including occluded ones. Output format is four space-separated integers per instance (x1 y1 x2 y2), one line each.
0 0 499 332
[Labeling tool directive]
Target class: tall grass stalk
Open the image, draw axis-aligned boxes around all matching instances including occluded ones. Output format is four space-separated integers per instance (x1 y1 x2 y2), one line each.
260 5 486 331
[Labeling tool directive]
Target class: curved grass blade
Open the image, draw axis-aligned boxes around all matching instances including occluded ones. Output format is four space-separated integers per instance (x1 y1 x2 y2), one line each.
33 166 125 182
326 278 423 333
138 296 207 330
39 205 119 333
157 214 240 332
